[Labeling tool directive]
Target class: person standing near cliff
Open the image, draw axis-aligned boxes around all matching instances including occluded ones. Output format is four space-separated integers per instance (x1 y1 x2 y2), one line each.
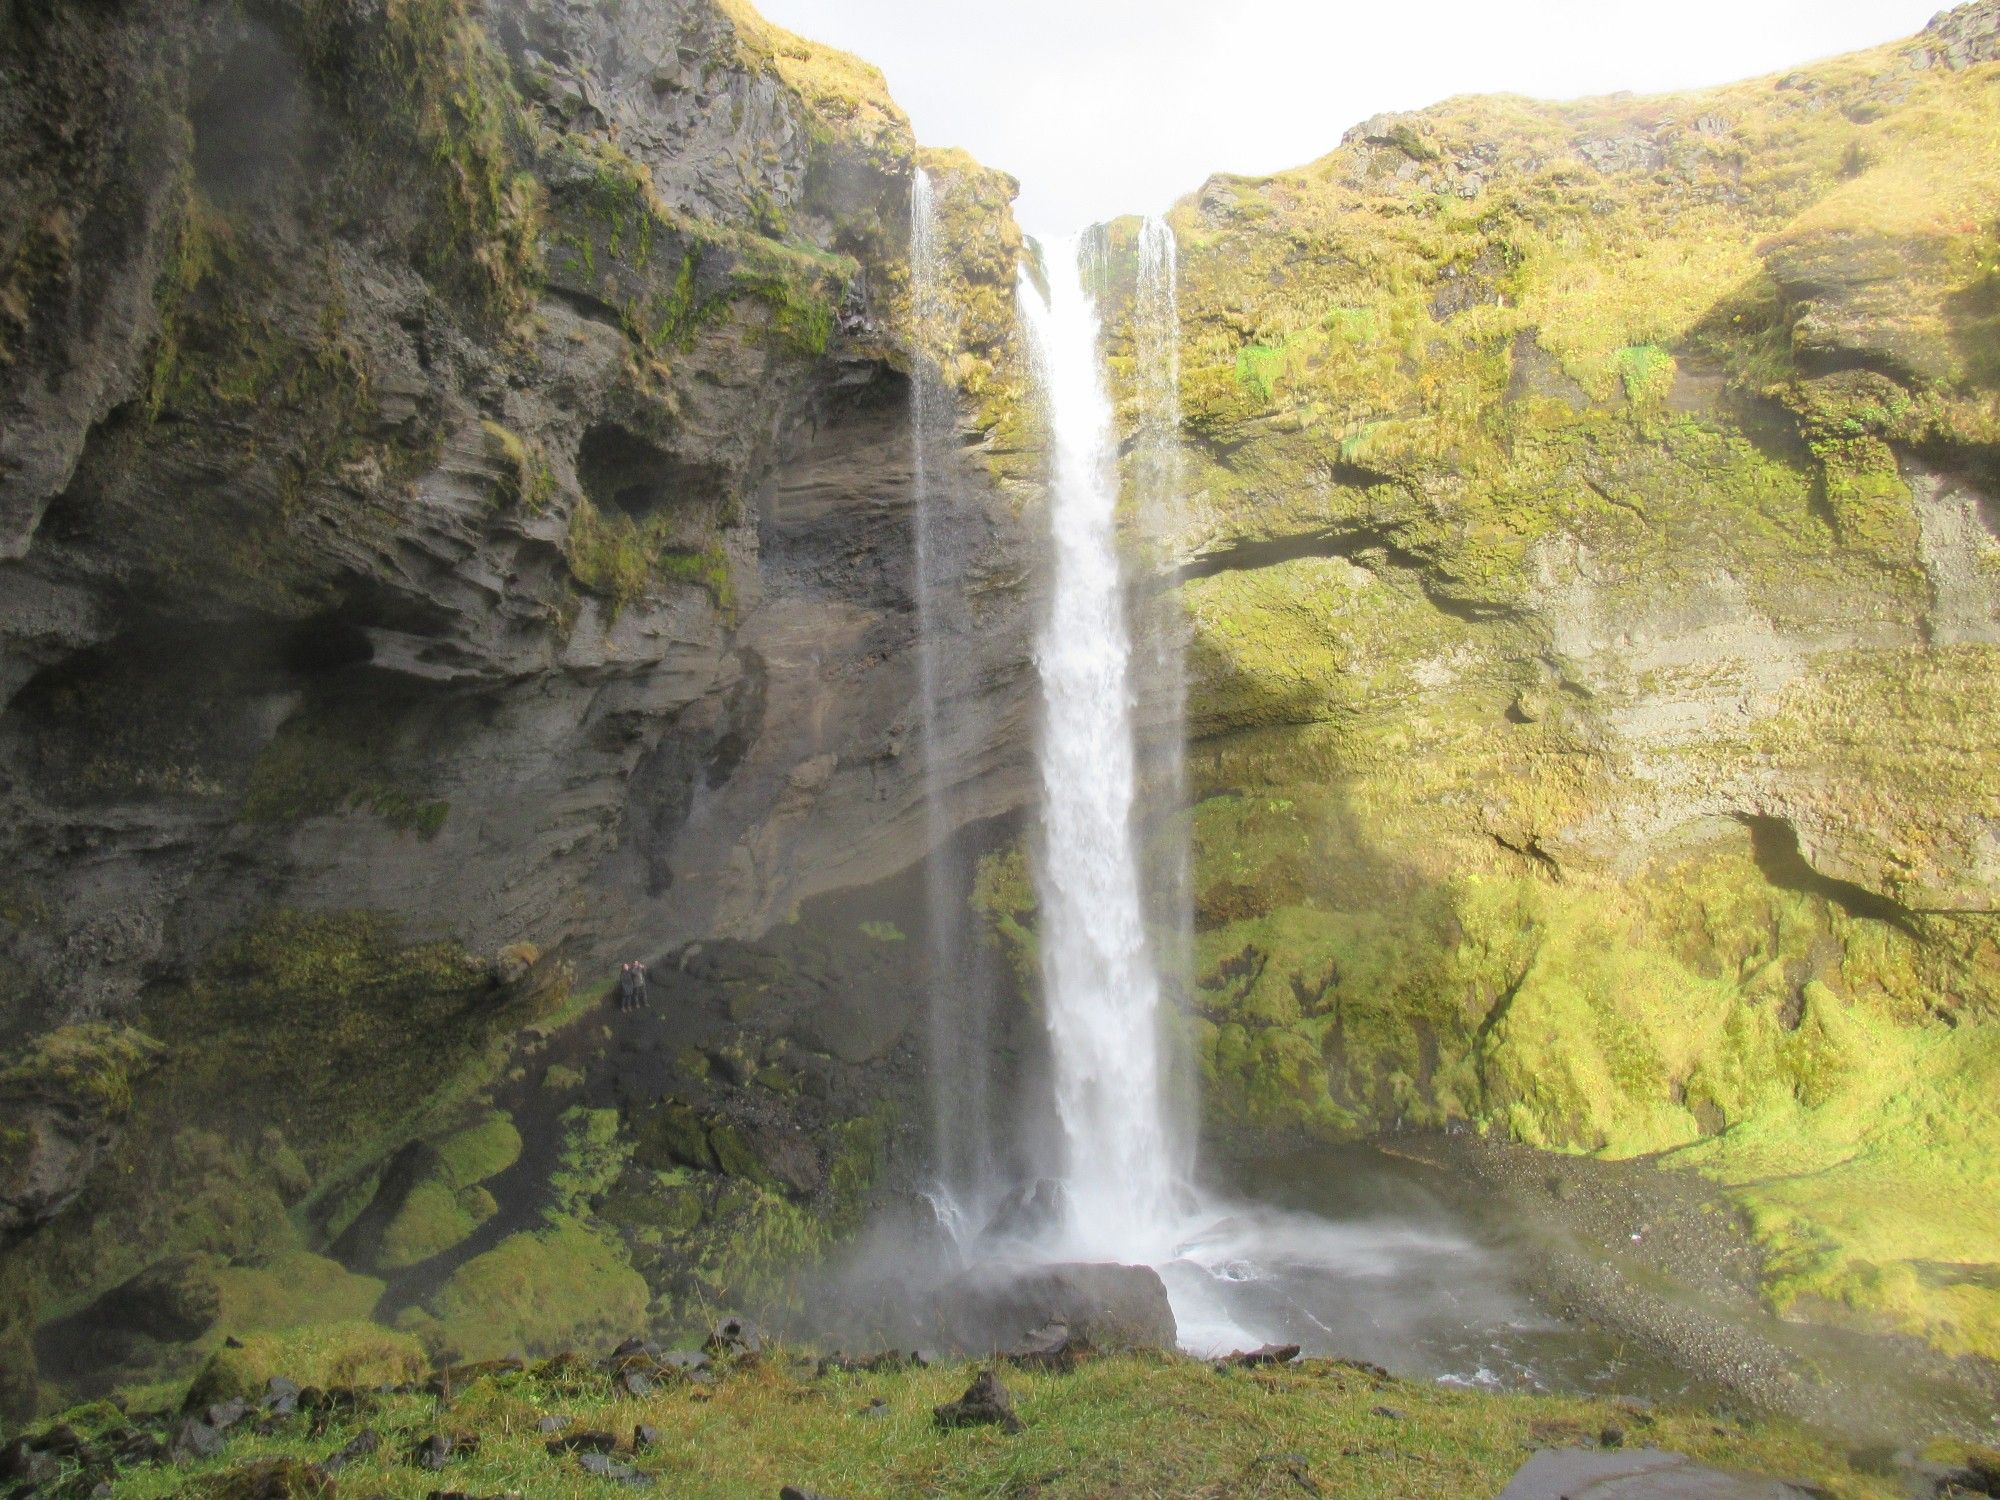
617 961 637 1012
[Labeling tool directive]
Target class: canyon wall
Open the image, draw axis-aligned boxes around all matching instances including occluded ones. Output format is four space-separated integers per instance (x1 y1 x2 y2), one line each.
0 0 1031 1414
1120 0 2000 1361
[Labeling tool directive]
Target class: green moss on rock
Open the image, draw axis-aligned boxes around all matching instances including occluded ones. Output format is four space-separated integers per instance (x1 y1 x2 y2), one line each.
417 1218 649 1361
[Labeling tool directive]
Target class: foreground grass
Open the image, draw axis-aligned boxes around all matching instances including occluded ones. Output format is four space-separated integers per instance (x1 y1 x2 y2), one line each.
91 1349 1898 1499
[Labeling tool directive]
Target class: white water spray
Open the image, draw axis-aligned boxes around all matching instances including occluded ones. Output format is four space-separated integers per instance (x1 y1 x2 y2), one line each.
911 167 995 1204
1018 234 1180 1256
1132 215 1196 1177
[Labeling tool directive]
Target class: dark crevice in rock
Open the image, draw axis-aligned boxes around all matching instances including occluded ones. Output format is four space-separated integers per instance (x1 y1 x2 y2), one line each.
1739 816 1919 933
1180 525 1518 623
575 424 727 528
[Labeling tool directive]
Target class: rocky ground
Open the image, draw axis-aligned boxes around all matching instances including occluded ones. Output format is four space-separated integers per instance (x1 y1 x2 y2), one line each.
6 1328 1978 1499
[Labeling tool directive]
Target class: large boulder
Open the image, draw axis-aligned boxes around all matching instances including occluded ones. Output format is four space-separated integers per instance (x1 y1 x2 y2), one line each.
934 1260 1177 1354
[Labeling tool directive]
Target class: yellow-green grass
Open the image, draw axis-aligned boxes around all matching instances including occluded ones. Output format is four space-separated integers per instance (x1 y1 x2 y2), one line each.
93 1349 1897 1499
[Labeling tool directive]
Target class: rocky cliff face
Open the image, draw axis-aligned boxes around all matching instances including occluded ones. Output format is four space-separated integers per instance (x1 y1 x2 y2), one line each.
0 0 1031 1414
1118 1 2000 1361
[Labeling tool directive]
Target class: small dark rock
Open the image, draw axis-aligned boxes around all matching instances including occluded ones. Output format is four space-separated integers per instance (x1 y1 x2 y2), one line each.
780 1488 841 1500
618 1367 653 1397
612 1337 661 1360
1600 1423 1626 1449
854 1398 889 1420
1229 1343 1301 1368
659 1349 710 1373
546 1430 620 1456
633 1424 664 1450
323 1427 380 1473
1001 1322 1092 1374
263 1377 302 1416
410 1431 478 1470
535 1415 572 1434
705 1315 762 1357
206 1397 252 1431
577 1451 653 1487
0 1441 55 1487
933 1368 1023 1435
173 1417 228 1461
1371 1405 1407 1421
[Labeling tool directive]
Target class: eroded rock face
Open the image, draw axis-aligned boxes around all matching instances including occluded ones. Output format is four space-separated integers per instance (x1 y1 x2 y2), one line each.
934 1261 1178 1354
1100 0 2000 1363
0 0 1035 1410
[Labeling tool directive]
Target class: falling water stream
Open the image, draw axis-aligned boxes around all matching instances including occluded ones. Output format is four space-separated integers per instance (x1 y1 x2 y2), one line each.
1018 235 1182 1255
1013 226 1505 1361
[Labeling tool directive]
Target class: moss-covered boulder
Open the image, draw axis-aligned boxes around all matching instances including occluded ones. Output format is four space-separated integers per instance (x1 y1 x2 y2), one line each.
413 1219 650 1362
333 1111 521 1272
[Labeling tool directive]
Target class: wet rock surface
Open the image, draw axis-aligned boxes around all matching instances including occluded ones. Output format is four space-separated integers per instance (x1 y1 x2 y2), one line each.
935 1261 1178 1355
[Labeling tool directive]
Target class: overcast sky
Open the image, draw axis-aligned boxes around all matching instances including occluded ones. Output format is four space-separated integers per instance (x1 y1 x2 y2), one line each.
752 0 1943 234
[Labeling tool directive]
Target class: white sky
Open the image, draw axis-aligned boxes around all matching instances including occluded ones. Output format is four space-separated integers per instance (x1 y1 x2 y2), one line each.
752 0 1944 234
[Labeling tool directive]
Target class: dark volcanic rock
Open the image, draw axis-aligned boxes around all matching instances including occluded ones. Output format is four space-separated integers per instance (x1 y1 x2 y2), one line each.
936 1261 1178 1354
322 1427 380 1472
932 1367 1023 1434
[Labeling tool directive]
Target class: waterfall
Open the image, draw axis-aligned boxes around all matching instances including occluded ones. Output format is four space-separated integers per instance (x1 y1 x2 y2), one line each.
1018 234 1179 1255
910 167 994 1206
1131 215 1195 1182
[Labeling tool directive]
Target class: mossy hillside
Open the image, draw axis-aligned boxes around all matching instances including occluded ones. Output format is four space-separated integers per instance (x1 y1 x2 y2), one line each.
398 1078 892 1364
342 1112 521 1272
69 1341 1900 1500
6 913 564 1413
1176 755 2000 1358
1162 18 2000 600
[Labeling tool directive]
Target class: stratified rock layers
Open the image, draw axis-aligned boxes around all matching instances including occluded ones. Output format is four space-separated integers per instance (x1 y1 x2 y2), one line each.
0 0 1030 1412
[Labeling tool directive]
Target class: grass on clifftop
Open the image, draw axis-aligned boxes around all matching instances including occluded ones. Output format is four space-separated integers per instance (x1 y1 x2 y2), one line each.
81 1346 1902 1500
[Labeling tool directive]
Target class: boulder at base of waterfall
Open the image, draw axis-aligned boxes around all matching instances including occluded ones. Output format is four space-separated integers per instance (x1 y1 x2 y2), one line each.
933 1261 1177 1353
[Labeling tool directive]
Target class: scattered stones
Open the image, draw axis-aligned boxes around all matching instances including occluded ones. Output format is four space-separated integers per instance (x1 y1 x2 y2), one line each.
322 1427 380 1472
932 1368 1023 1435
